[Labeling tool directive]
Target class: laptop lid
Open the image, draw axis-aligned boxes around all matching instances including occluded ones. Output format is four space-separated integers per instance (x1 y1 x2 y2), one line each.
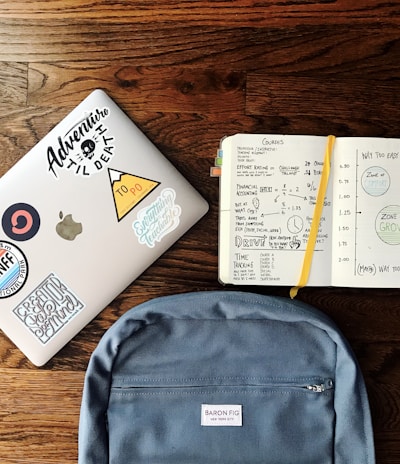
0 89 208 366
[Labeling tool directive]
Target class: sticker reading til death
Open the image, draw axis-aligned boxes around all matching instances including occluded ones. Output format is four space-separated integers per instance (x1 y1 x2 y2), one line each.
47 106 115 178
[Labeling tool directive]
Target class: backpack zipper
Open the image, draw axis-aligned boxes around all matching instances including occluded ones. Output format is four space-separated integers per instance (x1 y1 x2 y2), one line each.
305 379 334 393
112 378 335 392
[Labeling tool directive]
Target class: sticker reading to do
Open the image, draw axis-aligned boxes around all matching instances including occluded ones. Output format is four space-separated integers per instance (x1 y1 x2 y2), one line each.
47 107 115 178
108 168 160 221
13 273 85 344
132 188 182 248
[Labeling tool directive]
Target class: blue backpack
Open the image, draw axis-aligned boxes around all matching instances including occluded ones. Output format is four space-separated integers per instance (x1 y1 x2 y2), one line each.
79 291 375 463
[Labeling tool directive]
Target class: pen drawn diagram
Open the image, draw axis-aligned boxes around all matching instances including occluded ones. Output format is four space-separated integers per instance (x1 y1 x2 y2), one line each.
348 150 400 279
375 205 400 245
235 177 321 254
361 166 390 197
359 166 399 246
287 215 304 234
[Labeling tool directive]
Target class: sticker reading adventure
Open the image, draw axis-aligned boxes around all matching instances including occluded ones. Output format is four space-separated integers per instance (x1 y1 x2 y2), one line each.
13 273 85 344
47 107 115 178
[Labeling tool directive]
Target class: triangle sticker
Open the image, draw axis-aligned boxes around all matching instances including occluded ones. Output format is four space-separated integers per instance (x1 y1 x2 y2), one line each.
108 169 160 221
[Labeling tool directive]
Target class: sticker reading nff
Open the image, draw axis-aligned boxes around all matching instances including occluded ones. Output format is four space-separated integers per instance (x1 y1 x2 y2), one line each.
0 241 28 298
108 168 160 221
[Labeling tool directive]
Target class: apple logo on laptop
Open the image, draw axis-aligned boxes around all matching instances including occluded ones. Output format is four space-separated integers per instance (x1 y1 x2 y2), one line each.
56 211 82 241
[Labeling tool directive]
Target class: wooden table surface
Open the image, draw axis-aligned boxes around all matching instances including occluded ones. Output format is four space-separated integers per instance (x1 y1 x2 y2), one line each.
0 1 399 462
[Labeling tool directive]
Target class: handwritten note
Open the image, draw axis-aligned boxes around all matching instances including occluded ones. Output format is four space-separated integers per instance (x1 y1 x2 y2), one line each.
332 137 400 287
219 134 400 288
219 134 333 286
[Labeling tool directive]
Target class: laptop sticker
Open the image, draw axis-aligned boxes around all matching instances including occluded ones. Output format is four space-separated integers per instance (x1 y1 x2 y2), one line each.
132 188 182 248
108 168 160 222
0 241 28 298
2 203 41 241
12 273 85 345
47 107 115 178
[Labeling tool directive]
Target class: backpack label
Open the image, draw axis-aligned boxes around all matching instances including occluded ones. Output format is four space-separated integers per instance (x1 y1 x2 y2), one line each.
201 404 242 427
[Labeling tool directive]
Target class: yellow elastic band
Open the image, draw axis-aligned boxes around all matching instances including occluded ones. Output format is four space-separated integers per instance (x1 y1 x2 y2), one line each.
290 135 336 299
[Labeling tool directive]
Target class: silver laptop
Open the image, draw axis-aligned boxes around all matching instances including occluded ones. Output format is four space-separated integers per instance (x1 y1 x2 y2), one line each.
0 89 208 365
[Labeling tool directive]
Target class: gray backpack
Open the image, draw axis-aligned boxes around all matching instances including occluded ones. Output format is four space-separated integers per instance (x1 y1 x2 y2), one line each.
79 291 375 463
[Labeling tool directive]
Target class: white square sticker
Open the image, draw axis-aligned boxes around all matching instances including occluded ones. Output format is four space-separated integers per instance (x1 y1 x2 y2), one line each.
201 404 242 427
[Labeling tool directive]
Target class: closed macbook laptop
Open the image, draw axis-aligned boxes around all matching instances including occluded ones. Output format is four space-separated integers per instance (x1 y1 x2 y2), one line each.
0 89 208 366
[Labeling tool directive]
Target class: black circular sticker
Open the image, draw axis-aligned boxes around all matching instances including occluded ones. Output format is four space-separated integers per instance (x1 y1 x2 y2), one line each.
2 203 41 241
0 240 28 298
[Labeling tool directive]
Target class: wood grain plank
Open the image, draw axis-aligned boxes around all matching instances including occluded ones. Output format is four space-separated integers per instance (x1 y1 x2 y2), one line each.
246 74 400 137
0 21 398 67
28 64 246 113
0 62 27 108
246 74 400 116
0 0 399 26
0 368 83 463
0 106 65 175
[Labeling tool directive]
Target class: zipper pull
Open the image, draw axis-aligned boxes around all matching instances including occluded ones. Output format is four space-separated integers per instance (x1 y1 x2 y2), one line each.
306 379 334 393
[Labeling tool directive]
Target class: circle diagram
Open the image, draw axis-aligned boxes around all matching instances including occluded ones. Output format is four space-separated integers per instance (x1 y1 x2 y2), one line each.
361 166 390 197
375 205 400 245
287 215 304 234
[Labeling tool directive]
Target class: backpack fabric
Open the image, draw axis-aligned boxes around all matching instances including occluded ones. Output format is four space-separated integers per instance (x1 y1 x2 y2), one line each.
78 291 375 463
